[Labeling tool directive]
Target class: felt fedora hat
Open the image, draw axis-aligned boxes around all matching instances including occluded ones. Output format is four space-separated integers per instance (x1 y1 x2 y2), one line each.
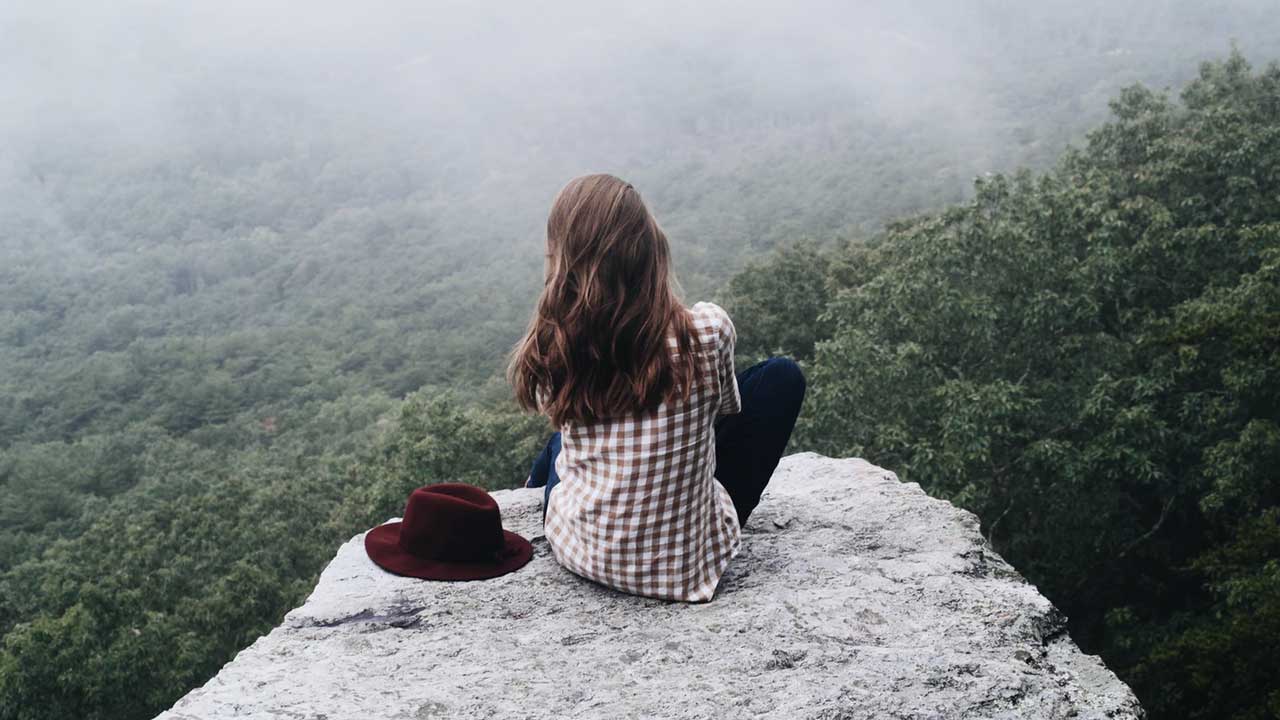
364 483 533 581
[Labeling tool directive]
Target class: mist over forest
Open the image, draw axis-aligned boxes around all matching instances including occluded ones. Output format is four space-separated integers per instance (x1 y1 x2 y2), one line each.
3 2 1279 719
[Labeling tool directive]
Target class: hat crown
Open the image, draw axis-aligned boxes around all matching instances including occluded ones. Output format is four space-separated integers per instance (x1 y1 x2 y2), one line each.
397 484 505 561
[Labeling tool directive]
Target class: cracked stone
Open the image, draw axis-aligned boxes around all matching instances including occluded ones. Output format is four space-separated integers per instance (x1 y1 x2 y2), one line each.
155 454 1144 720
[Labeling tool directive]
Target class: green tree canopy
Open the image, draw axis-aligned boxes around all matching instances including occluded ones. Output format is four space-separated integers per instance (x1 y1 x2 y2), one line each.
729 51 1280 719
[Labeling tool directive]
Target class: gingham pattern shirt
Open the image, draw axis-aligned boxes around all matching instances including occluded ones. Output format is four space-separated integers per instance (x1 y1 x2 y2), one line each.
544 301 742 602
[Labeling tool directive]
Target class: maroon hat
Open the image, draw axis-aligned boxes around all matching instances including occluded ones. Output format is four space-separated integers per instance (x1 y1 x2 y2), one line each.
364 483 533 581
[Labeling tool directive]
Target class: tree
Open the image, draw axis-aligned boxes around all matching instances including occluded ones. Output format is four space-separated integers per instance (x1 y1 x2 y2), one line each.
732 52 1280 719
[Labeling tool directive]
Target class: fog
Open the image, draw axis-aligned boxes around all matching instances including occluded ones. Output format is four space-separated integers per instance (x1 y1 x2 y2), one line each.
7 1 1278 257
3 0 1279 331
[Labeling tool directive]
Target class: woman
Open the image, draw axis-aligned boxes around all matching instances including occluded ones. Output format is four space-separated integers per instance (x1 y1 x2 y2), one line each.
510 173 805 602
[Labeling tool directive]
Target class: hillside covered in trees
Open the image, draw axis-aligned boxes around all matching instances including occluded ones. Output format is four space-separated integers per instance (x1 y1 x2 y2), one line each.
728 53 1280 720
2 2 1279 718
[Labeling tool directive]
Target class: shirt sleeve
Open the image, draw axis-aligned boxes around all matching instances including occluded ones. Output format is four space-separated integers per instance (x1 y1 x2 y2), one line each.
714 307 741 417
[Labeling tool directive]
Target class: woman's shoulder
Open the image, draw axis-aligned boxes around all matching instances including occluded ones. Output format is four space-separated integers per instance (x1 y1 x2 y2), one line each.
687 302 735 346
688 301 732 326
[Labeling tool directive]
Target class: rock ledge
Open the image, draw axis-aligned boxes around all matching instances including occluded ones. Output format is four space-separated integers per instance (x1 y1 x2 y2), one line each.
157 453 1143 719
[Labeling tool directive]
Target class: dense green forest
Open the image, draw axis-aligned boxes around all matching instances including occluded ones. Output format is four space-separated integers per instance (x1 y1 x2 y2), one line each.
2 1 1279 718
728 54 1280 719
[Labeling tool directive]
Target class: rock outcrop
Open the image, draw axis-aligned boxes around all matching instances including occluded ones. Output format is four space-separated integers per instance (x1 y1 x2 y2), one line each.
157 454 1143 719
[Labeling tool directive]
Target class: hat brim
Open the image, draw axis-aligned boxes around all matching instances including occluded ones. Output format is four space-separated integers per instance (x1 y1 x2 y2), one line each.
364 521 534 581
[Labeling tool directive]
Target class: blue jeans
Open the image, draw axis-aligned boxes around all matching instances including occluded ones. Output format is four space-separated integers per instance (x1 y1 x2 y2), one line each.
527 357 806 527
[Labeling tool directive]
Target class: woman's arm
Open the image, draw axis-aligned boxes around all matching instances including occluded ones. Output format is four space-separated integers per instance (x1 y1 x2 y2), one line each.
714 306 741 417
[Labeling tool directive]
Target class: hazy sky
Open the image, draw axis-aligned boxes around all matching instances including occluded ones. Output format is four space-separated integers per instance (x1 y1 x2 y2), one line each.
7 0 1275 146
4 0 1278 263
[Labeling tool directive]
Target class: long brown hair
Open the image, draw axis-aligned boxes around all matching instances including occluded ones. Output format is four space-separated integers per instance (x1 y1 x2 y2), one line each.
509 174 697 427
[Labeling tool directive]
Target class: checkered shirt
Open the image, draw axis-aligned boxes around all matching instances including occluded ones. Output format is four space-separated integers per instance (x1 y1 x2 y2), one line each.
543 301 742 602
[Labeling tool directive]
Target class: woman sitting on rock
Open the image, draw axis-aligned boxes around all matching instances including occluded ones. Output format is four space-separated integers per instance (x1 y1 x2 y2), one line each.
510 173 806 602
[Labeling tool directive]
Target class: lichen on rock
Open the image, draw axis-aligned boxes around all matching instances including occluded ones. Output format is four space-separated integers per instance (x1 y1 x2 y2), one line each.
156 453 1143 719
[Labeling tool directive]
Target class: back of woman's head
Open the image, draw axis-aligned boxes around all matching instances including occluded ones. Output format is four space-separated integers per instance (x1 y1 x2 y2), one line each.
509 173 696 427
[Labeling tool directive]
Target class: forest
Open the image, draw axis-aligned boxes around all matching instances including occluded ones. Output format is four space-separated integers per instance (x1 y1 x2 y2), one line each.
2 2 1279 719
728 53 1280 719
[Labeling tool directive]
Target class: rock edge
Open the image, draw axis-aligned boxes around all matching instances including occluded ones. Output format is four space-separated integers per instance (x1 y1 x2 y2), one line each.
157 453 1144 720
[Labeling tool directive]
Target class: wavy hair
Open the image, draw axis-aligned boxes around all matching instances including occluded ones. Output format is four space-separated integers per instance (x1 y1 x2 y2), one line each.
509 174 697 427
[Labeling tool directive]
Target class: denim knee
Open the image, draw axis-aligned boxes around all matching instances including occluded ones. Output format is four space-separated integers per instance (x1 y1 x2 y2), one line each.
764 356 806 396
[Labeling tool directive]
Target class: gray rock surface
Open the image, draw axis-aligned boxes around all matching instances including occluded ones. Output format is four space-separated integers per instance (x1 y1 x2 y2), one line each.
157 453 1143 719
